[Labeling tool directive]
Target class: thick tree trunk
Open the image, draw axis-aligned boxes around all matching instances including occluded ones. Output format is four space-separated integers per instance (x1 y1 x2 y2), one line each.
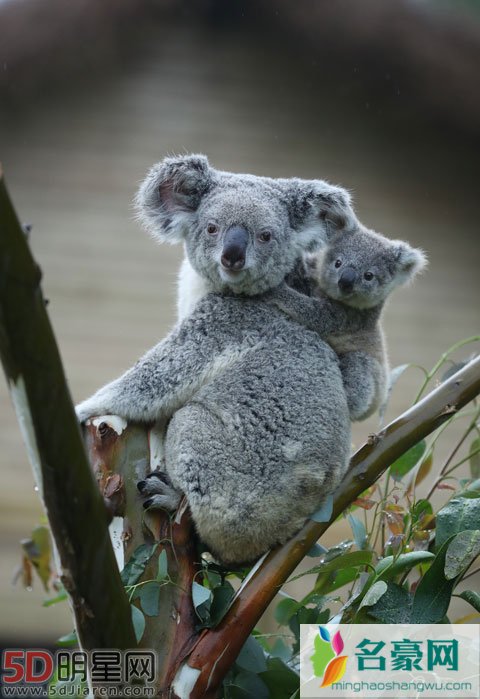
0 169 136 650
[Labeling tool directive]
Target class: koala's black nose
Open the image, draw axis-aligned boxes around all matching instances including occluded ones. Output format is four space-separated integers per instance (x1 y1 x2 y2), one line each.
221 226 249 271
338 268 356 292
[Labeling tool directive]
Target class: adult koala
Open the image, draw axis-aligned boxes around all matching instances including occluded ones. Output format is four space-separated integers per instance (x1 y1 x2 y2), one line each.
76 155 358 566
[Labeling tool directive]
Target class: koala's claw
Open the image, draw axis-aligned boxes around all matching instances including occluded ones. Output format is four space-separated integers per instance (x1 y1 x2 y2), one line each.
138 471 182 511
137 471 170 495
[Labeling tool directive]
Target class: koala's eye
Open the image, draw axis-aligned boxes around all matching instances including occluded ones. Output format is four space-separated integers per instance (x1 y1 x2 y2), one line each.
334 259 342 268
364 271 374 281
258 231 272 243
206 223 218 236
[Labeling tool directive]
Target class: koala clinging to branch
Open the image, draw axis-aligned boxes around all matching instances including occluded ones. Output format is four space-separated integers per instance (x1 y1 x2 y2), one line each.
76 154 361 566
266 226 427 420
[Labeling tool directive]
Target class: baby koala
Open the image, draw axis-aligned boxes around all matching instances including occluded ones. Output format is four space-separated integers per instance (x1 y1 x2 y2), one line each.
270 226 427 420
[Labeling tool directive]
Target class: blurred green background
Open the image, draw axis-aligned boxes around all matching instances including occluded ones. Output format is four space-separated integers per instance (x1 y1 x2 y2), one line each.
0 0 479 644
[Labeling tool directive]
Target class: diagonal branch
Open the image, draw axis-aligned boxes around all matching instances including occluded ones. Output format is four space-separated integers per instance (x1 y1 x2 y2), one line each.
0 169 136 650
185 354 480 698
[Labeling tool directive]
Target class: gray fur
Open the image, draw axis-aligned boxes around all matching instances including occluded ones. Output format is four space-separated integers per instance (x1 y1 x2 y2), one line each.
77 154 358 566
267 226 427 421
76 295 352 565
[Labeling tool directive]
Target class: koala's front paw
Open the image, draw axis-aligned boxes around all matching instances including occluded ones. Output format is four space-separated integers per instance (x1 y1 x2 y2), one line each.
137 470 182 511
75 402 93 424
75 398 105 424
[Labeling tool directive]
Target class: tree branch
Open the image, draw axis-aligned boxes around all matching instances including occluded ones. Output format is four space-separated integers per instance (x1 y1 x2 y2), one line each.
0 169 136 649
185 354 480 698
83 419 199 697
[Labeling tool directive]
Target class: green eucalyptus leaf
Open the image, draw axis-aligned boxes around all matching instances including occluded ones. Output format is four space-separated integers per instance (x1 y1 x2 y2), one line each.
131 605 145 643
458 590 480 613
204 568 222 589
310 496 334 522
192 581 212 611
137 581 160 617
209 582 235 626
288 608 329 653
297 607 328 625
412 452 433 487
121 543 157 586
444 530 480 580
436 498 480 549
270 638 292 663
367 582 412 623
389 440 426 481
375 551 435 580
469 438 480 479
308 541 354 584
236 635 267 673
289 550 373 583
457 476 480 498
458 489 480 499
359 580 388 609
259 658 299 699
252 630 270 652
307 543 328 557
347 514 367 549
322 540 353 560
43 590 68 607
228 671 269 699
157 550 168 581
22 525 51 592
225 685 254 699
412 499 433 523
55 631 78 648
411 535 456 623
275 597 299 625
315 567 358 595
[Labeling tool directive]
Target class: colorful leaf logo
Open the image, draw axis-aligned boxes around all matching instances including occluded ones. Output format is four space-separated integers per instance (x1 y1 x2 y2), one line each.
332 630 344 655
320 655 348 687
311 634 335 677
312 627 348 689
319 626 331 642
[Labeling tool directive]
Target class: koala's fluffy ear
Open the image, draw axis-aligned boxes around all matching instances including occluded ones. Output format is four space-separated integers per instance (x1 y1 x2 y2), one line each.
392 241 428 285
285 180 356 251
135 154 215 243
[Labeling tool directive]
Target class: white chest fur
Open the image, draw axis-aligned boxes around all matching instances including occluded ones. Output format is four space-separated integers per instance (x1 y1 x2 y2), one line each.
176 255 210 321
